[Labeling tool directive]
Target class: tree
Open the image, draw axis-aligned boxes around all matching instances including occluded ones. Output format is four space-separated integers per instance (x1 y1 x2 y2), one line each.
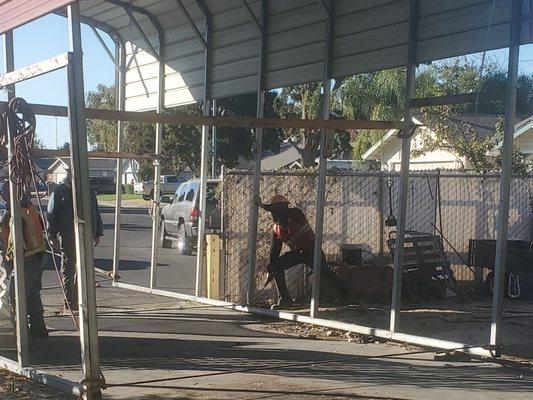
86 84 283 177
413 108 530 173
335 68 406 159
33 137 45 149
59 142 70 150
337 57 533 159
164 92 283 176
274 83 351 168
86 84 117 151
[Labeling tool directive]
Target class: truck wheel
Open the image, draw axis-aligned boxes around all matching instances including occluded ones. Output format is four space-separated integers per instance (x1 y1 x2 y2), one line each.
177 224 193 256
142 194 151 201
160 221 172 248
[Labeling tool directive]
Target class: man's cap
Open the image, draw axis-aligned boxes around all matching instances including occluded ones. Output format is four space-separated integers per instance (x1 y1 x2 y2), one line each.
268 194 290 205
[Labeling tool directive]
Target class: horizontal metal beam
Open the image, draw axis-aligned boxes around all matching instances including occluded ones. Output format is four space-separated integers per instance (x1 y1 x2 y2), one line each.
54 8 123 43
0 355 83 397
113 281 493 358
0 100 417 131
410 91 499 108
0 53 69 87
0 101 67 116
86 108 418 131
30 149 157 160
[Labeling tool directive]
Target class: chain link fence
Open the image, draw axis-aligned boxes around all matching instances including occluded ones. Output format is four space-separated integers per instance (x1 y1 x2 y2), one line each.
222 170 533 304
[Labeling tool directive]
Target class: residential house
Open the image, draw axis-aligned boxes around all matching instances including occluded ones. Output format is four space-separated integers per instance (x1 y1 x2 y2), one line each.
34 158 56 178
122 159 141 185
254 142 366 171
47 157 140 184
362 115 505 171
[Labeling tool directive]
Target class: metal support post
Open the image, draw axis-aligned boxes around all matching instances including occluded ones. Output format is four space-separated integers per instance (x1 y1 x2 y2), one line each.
490 0 521 351
195 0 212 297
149 22 165 290
211 99 217 177
389 0 418 333
378 171 385 255
3 30 29 367
246 0 268 305
310 0 334 318
67 3 102 398
112 41 126 279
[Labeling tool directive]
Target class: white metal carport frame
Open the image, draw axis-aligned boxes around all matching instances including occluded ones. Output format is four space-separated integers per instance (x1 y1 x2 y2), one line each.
0 0 527 399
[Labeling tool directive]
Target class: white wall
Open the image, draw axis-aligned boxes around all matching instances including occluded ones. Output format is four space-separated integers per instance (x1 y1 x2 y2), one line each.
384 127 463 171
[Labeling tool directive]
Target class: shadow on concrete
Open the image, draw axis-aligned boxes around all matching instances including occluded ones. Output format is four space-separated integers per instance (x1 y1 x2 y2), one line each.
94 258 173 271
27 304 532 397
29 332 532 394
103 223 151 232
100 207 148 215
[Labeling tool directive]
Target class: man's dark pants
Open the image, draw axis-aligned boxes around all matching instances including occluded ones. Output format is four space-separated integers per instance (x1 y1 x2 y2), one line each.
9 253 47 334
60 237 77 309
267 250 342 300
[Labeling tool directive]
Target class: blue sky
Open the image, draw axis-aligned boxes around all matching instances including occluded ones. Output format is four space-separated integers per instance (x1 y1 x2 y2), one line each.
0 14 115 148
2 13 533 149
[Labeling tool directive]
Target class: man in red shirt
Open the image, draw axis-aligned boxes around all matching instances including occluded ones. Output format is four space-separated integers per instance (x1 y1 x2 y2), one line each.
256 194 323 308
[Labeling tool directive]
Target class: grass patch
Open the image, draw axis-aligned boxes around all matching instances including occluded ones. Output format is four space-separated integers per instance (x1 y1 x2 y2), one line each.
97 194 144 201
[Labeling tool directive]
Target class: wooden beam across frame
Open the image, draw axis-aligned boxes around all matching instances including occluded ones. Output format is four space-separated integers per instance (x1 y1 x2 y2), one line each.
0 101 418 131
0 148 156 160
86 108 415 131
410 91 499 108
0 53 70 87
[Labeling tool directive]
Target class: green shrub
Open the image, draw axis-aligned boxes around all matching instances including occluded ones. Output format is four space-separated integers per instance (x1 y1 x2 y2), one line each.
124 184 134 194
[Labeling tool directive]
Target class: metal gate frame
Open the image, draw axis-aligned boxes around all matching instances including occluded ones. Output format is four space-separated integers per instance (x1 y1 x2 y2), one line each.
0 0 524 398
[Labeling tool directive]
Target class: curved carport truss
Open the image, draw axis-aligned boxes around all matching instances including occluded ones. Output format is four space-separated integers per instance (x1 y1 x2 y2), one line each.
0 0 531 399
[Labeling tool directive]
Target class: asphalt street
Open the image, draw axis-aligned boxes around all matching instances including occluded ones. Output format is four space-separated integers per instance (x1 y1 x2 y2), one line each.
42 203 197 297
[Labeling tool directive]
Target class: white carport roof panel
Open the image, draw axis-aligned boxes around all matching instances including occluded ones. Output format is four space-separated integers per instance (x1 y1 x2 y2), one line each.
77 0 532 112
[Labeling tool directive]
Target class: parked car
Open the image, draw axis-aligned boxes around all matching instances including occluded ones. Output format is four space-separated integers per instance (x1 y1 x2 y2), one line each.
139 175 185 201
160 179 221 255
89 176 116 195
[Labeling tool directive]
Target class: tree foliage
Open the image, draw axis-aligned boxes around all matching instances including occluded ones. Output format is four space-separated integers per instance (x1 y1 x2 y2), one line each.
163 92 282 176
85 84 283 178
338 56 533 166
86 84 117 151
335 68 406 159
274 83 351 167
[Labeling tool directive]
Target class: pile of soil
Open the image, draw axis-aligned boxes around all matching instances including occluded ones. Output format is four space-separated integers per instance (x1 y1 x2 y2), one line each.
0 369 68 399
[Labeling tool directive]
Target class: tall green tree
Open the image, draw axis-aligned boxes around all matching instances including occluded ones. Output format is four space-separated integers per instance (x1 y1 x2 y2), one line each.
274 83 351 167
164 92 283 175
335 68 406 159
86 84 283 177
337 57 533 159
86 84 117 151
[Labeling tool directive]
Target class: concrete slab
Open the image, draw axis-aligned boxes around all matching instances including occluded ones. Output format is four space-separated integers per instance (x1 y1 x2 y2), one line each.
3 284 525 400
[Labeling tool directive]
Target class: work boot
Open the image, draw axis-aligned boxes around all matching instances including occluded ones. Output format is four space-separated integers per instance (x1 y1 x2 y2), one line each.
271 296 294 310
30 328 49 341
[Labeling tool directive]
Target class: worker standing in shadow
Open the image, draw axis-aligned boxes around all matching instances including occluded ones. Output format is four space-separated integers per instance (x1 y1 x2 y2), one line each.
256 194 345 309
0 181 48 340
47 166 104 312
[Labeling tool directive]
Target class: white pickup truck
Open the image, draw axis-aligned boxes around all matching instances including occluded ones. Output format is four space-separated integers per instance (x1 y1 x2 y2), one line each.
136 175 185 200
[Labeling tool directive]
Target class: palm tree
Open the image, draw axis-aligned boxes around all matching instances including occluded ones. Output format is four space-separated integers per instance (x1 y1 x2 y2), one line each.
334 68 406 159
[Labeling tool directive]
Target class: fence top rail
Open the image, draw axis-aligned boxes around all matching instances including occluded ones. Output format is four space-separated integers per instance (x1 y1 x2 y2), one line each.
226 169 533 180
